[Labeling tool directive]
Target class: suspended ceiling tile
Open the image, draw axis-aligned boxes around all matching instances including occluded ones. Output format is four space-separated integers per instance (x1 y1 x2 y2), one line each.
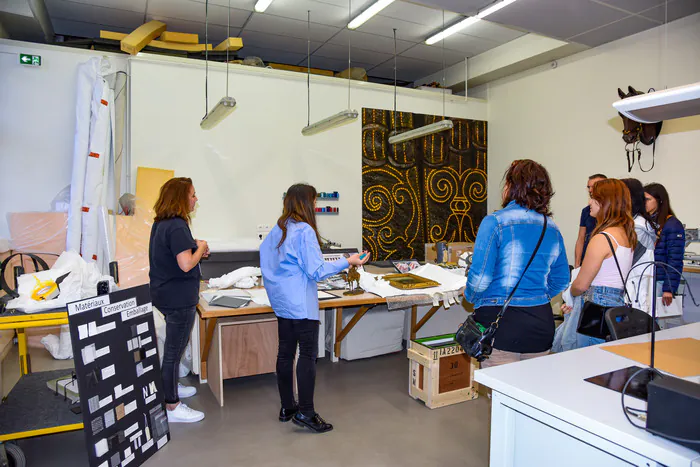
399 43 466 67
45 0 145 30
569 14 658 47
369 55 444 82
593 0 666 14
189 0 255 11
147 0 250 28
313 42 393 67
378 1 460 26
407 0 493 16
261 0 373 28
354 14 439 43
245 13 341 42
457 19 526 43
441 32 500 56
57 0 147 13
52 17 134 38
329 29 414 55
485 0 628 40
639 0 700 23
240 29 324 54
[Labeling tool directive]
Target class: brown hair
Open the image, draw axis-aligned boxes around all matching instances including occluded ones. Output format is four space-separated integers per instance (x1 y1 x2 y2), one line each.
501 159 554 216
277 184 321 248
591 179 637 248
644 182 676 232
153 177 194 223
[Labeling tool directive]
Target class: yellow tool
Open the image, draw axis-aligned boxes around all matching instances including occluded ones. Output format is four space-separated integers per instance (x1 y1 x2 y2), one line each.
29 272 70 301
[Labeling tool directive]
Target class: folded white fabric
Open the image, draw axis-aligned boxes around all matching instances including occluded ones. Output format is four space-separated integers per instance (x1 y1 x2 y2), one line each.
562 267 580 307
208 266 261 289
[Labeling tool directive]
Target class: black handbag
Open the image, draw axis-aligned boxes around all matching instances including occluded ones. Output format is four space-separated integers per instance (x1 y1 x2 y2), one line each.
576 233 632 340
456 215 548 361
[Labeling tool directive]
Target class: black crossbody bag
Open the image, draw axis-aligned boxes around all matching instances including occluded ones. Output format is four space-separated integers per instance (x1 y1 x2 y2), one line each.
456 215 547 362
576 233 632 340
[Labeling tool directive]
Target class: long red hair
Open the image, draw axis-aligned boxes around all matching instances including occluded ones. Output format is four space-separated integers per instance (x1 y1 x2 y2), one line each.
591 179 637 248
154 177 193 224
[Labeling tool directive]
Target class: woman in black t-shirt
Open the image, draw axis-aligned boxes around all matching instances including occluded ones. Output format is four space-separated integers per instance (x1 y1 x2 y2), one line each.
149 177 208 423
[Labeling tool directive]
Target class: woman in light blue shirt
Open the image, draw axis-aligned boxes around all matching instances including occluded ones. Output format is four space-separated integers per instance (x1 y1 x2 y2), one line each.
260 183 369 433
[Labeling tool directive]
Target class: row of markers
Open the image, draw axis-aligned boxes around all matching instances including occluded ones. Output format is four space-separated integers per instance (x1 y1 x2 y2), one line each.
315 207 339 214
283 191 340 199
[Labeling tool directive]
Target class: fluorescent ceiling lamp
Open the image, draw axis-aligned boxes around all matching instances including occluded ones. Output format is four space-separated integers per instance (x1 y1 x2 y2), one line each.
302 109 358 136
254 0 273 13
388 119 453 144
425 0 517 45
477 0 517 18
200 97 236 130
348 0 394 29
613 82 700 124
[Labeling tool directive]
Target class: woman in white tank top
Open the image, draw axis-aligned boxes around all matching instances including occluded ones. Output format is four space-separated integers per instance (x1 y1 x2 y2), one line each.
563 179 637 348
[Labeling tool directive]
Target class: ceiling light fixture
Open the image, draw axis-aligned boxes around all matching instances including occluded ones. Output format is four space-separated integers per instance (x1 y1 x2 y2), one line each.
254 0 273 13
201 0 236 130
425 0 517 45
348 0 394 30
389 18 453 146
302 6 358 136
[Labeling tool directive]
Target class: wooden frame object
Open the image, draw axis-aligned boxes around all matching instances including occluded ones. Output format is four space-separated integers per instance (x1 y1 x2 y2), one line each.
101 31 213 52
160 31 199 44
120 21 166 55
214 37 243 51
407 334 479 409
383 273 440 290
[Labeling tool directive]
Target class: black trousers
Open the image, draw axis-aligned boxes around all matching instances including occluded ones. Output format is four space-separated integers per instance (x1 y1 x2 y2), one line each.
276 317 319 417
159 305 196 404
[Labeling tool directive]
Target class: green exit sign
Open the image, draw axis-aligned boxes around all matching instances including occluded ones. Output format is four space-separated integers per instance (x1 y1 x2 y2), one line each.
19 54 41 66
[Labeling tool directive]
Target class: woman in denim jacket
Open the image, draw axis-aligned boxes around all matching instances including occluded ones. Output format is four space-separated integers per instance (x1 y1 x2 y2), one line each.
558 179 636 349
465 160 570 368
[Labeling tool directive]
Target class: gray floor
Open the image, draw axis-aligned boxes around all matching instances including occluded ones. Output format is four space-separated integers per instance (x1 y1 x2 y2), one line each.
6 347 491 467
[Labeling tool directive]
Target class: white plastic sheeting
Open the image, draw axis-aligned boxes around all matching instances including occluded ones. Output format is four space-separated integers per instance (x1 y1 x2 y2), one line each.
359 264 467 299
325 306 405 361
67 57 126 274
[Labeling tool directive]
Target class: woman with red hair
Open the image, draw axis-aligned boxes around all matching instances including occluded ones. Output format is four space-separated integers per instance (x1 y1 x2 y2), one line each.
564 179 637 348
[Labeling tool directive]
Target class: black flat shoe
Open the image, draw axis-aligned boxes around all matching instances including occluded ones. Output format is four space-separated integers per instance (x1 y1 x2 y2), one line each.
292 412 333 433
279 406 298 422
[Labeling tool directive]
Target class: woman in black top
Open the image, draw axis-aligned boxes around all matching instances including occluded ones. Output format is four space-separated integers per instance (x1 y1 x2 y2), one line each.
149 177 208 423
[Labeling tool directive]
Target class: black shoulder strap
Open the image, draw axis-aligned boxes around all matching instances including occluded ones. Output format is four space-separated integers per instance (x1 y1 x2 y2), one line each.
0 253 51 299
495 215 548 321
601 233 632 303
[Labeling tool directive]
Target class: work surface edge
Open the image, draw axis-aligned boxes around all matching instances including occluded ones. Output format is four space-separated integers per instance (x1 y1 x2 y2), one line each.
474 323 700 465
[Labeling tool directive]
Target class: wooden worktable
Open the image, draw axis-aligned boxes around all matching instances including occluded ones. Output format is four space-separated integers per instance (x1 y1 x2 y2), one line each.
195 288 455 379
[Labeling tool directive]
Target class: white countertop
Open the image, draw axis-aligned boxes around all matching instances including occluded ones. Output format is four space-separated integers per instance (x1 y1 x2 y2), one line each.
475 323 700 466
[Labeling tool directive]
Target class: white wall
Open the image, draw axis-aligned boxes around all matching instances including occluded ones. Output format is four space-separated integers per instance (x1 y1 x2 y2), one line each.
0 40 127 240
487 13 700 263
129 57 487 250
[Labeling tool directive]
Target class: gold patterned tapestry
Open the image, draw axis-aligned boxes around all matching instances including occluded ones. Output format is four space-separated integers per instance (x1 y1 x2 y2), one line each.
362 108 487 261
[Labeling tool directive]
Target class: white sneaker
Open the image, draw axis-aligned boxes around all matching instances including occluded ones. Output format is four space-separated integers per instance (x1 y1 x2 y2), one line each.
177 383 197 399
167 403 205 423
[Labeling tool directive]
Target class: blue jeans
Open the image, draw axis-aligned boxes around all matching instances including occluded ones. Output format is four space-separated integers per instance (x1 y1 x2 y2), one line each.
553 285 624 352
159 306 196 404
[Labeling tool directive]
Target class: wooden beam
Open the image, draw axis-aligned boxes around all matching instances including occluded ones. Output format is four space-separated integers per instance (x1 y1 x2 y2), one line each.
214 37 243 51
160 31 199 44
268 63 335 77
101 31 212 52
120 20 167 55
413 306 441 336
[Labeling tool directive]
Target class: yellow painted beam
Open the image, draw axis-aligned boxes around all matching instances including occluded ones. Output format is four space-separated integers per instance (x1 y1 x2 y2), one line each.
0 318 69 330
160 31 199 44
214 37 243 52
101 30 212 52
120 20 167 55
268 63 335 77
0 311 67 324
0 423 84 442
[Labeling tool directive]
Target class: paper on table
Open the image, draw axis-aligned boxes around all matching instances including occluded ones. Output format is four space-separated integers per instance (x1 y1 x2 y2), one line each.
602 338 700 377
246 288 271 306
201 289 251 304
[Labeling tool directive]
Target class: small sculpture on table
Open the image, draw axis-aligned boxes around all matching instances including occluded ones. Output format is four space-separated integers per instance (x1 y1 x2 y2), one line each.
343 266 364 296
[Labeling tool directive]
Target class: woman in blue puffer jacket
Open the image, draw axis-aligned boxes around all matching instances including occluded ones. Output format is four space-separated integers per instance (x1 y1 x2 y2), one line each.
644 183 685 308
